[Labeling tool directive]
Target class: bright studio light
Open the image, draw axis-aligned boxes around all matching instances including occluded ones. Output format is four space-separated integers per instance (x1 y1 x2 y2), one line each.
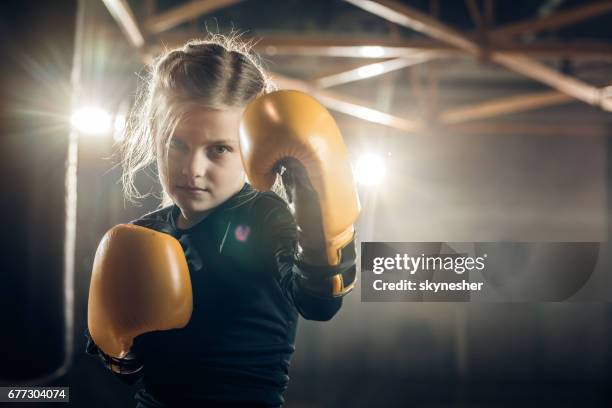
355 153 386 187
359 46 385 58
71 107 112 135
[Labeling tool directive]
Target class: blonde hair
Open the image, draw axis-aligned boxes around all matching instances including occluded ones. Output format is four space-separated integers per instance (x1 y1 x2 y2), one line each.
120 33 285 208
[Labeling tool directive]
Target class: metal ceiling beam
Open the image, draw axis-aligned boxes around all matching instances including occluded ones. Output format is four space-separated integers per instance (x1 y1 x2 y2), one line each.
101 0 145 48
465 0 484 31
344 0 612 111
490 0 612 38
466 0 489 49
249 37 457 58
310 58 388 80
147 35 612 59
314 53 437 88
440 91 574 124
146 35 458 58
144 0 244 34
490 53 603 106
343 0 481 54
272 73 424 133
489 41 612 59
255 37 612 59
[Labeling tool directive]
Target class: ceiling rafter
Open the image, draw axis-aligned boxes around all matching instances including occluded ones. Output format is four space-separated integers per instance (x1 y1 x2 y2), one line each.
344 0 480 54
144 0 244 35
126 1 612 129
440 91 574 124
465 0 484 31
147 35 612 59
343 0 612 111
273 74 607 137
101 0 145 48
466 0 489 51
490 0 612 39
272 73 424 133
314 52 436 88
272 73 597 135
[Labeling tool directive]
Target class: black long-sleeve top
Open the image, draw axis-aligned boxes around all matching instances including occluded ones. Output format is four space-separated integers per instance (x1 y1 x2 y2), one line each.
86 182 355 407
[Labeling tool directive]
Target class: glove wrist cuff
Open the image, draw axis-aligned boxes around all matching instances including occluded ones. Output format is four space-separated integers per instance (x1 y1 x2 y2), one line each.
295 239 358 297
98 349 144 375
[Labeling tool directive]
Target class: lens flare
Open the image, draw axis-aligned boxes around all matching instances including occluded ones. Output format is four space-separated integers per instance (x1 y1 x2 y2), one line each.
71 107 112 135
355 153 386 187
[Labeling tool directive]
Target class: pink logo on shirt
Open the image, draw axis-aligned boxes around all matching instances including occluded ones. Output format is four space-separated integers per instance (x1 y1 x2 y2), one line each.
234 224 251 242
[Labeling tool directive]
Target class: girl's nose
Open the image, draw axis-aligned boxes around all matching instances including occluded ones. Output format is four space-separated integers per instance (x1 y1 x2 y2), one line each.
182 150 209 179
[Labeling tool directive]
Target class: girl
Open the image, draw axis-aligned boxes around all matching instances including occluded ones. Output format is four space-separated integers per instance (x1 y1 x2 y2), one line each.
86 34 357 408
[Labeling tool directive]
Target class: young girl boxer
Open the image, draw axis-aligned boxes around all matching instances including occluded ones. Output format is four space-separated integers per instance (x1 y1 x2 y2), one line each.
86 34 359 408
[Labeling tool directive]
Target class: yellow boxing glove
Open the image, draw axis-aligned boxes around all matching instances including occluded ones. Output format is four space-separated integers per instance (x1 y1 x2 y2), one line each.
87 224 193 362
240 90 360 295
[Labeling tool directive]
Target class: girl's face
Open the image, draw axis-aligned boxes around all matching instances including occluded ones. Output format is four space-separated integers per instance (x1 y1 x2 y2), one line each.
163 106 246 220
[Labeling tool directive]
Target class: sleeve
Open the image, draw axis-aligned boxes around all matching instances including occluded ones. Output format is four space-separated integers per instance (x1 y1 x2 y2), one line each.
259 193 351 321
84 329 144 386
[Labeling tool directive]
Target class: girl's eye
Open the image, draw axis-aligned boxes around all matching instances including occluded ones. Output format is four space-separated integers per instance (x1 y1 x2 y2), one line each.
210 145 230 155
